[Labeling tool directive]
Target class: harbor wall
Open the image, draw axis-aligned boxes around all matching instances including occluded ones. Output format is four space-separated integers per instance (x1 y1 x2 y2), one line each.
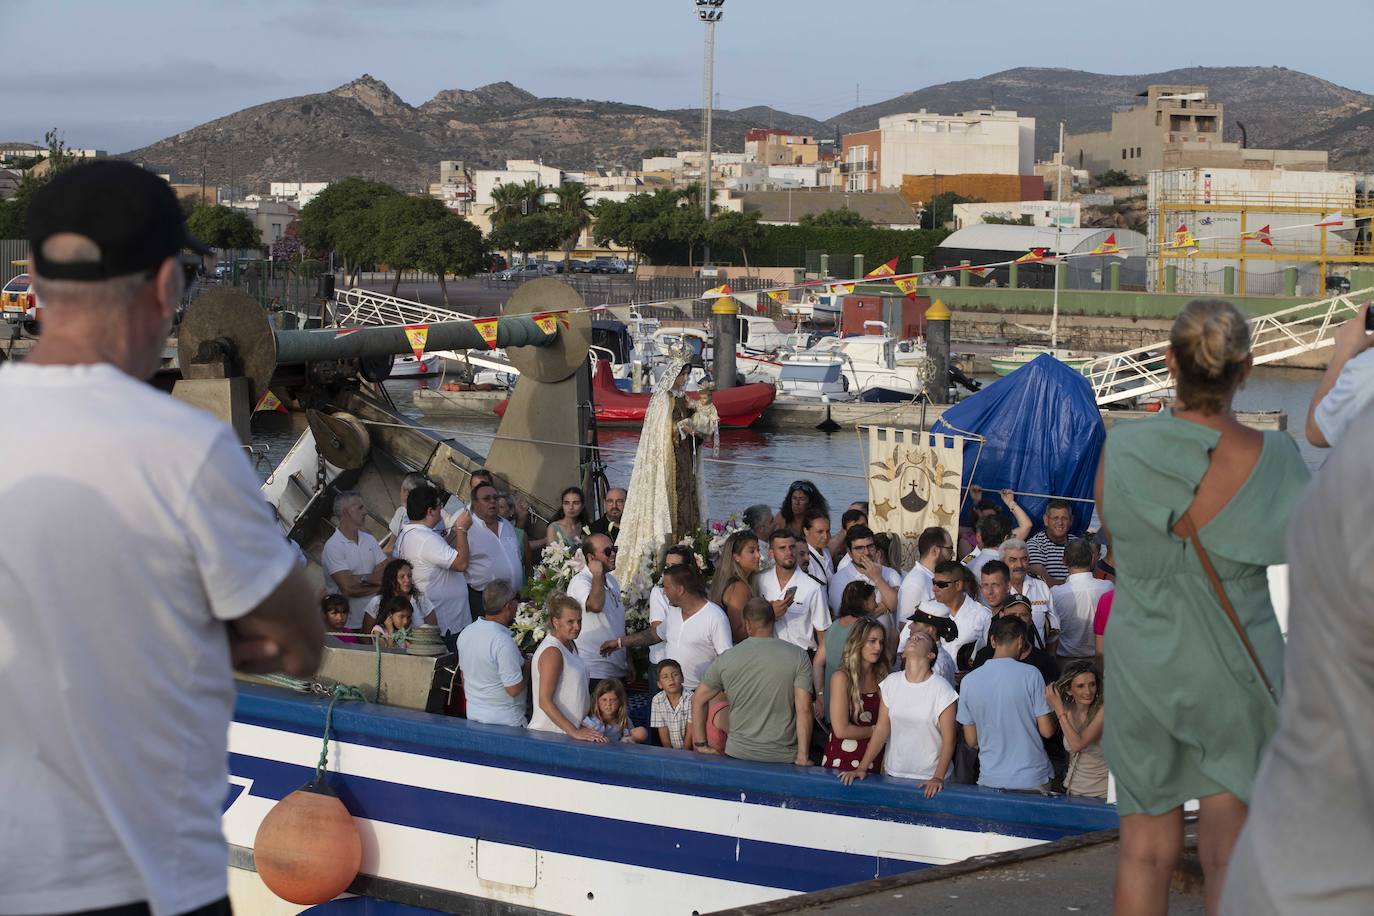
919 285 1306 320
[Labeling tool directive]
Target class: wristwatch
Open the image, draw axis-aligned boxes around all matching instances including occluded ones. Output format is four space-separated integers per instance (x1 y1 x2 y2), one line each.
694 740 710 748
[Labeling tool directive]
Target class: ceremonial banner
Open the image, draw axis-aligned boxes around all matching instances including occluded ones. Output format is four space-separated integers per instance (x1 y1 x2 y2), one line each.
865 258 898 278
254 389 288 414
473 317 500 349
1240 224 1273 246
864 426 966 544
403 324 429 360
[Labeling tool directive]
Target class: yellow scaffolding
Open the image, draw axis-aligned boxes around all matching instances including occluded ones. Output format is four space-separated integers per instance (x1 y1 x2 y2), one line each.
1154 188 1374 295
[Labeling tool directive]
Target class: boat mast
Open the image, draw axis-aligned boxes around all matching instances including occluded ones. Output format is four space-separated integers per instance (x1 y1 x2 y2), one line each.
1051 121 1063 351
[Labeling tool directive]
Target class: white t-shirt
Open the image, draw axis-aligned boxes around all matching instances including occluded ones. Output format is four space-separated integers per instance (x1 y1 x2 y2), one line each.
879 670 959 781
1012 575 1057 643
465 516 523 592
396 523 469 635
1312 347 1374 448
802 543 835 588
758 566 830 651
647 585 671 665
896 563 935 623
659 600 734 689
827 559 902 614
457 618 527 726
918 595 992 664
322 528 386 628
895 625 958 688
388 503 447 542
568 568 628 679
0 362 296 916
1050 572 1112 658
362 591 437 627
966 547 1002 582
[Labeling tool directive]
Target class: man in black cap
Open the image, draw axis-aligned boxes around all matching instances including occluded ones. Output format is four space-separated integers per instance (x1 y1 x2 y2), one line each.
0 160 322 916
968 595 1059 685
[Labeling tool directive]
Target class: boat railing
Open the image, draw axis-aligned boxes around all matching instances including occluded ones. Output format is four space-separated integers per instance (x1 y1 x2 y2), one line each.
334 286 480 329
1084 286 1374 406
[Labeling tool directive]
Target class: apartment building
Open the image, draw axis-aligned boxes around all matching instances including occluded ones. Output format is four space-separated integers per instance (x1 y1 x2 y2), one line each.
841 109 1035 192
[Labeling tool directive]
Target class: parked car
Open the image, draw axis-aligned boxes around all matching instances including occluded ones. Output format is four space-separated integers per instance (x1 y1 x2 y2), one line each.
589 257 630 274
497 262 556 281
1 272 40 334
1326 274 1352 294
555 259 587 274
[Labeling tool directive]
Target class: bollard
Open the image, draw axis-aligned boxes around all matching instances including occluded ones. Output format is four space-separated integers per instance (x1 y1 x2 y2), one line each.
1223 266 1235 296
925 299 950 405
820 253 830 278
1008 261 1019 290
853 254 864 281
1284 267 1298 297
959 260 970 287
1109 262 1121 291
1166 265 1178 293
911 255 924 280
712 289 739 389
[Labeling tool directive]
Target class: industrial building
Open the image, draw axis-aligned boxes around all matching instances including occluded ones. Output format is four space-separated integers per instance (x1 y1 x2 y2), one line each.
933 225 1148 290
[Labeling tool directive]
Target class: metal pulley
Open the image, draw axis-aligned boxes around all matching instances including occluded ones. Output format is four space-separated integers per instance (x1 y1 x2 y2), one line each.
307 409 371 470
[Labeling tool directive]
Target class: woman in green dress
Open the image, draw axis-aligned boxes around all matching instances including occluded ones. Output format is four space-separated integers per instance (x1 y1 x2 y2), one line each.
1099 299 1309 916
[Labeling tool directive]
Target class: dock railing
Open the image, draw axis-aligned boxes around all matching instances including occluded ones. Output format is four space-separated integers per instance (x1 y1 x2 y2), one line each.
333 287 479 328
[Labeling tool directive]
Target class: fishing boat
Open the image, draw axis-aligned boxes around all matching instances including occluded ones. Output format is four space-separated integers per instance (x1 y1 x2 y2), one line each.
989 345 1094 377
492 359 776 428
778 325 933 402
170 281 1117 914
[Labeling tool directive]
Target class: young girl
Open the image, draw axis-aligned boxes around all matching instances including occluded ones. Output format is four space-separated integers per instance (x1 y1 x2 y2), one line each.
582 679 648 744
370 595 414 649
322 594 360 644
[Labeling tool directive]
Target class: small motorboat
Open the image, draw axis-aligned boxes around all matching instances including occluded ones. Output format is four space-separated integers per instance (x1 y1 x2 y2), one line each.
494 360 776 428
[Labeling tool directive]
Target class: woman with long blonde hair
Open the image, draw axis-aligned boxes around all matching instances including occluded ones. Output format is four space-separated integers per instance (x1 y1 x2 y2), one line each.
1046 660 1106 799
821 617 887 772
708 530 762 642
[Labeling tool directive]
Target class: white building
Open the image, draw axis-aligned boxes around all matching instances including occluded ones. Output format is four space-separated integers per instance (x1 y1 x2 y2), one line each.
952 200 1080 230
268 181 330 208
842 109 1035 192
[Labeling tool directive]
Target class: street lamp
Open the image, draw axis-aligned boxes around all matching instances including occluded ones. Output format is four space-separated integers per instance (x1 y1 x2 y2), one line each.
695 0 723 266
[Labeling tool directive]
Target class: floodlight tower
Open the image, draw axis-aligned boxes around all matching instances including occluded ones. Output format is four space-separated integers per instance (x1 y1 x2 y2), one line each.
696 0 724 266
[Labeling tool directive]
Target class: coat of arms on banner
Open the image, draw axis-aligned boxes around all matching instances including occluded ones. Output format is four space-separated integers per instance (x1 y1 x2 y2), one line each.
864 426 966 543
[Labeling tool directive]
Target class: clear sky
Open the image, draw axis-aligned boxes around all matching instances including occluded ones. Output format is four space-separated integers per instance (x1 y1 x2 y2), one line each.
9 0 1372 153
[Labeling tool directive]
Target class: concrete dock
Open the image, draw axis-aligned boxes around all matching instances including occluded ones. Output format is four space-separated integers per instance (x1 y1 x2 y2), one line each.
411 387 1288 432
709 830 1205 916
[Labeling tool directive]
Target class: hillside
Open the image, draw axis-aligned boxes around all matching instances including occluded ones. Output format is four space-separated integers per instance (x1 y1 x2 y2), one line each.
122 66 1374 195
826 66 1374 170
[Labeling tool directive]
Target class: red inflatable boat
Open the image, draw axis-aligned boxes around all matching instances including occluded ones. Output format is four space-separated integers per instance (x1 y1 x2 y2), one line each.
493 361 776 429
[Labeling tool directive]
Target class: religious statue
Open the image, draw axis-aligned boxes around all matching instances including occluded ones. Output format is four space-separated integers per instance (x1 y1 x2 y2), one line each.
616 350 719 581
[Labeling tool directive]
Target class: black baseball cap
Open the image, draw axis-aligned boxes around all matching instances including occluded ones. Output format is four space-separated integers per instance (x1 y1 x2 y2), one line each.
27 160 211 281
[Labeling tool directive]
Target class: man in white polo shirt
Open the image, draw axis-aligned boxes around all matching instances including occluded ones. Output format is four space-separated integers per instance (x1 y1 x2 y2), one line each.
322 490 389 628
570 533 627 687
397 483 471 652
463 480 524 617
1049 538 1111 666
918 559 993 670
457 580 528 726
898 526 954 625
1002 537 1057 648
757 529 830 651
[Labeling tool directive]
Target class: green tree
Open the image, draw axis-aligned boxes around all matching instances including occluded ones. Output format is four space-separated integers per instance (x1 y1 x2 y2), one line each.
552 181 593 271
982 213 1033 226
1094 169 1133 187
418 209 486 306
297 177 400 282
487 211 570 262
642 147 671 159
923 191 980 230
705 210 764 269
0 128 77 239
186 204 261 250
797 208 873 229
592 187 703 264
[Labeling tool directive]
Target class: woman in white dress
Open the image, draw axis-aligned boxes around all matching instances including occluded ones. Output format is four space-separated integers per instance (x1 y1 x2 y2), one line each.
528 594 606 743
840 630 958 798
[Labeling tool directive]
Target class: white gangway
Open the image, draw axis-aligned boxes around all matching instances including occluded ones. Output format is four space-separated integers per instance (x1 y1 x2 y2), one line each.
1084 286 1373 407
331 286 519 378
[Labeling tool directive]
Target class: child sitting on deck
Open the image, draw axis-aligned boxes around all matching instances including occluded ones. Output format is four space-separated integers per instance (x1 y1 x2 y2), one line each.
583 679 649 744
322 593 360 643
649 659 694 749
370 595 414 649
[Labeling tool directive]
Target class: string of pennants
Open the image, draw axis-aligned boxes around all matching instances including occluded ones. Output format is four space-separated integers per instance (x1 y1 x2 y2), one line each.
324 311 572 362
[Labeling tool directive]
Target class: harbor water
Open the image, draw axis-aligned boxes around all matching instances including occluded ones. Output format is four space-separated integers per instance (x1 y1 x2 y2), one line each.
251 366 1326 519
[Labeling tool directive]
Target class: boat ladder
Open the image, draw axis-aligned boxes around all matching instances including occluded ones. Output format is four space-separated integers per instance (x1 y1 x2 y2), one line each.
1084 286 1373 407
333 287 480 327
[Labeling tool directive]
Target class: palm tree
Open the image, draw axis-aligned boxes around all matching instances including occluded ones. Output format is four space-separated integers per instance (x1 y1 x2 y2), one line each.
553 181 593 273
487 182 527 267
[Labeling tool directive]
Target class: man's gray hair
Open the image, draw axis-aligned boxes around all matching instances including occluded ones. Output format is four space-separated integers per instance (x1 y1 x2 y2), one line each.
31 235 159 309
482 580 518 615
743 503 773 530
333 490 364 517
999 538 1027 558
401 473 429 495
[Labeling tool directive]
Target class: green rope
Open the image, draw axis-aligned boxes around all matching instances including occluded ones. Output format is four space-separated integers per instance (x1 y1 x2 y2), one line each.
311 639 384 784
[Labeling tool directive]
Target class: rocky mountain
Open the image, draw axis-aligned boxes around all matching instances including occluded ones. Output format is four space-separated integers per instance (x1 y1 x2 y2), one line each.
123 66 1373 196
825 66 1374 170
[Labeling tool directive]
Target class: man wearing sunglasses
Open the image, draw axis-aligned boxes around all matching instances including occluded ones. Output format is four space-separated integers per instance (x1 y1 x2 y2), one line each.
1 160 322 916
898 526 956 626
571 533 628 690
916 560 993 670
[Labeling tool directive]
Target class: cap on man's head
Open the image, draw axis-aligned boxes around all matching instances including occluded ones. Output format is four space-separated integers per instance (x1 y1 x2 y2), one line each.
908 608 958 643
1002 594 1033 614
27 160 211 281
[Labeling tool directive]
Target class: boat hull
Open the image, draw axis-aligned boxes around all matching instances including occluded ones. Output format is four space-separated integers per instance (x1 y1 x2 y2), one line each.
990 350 1093 377
226 684 1117 915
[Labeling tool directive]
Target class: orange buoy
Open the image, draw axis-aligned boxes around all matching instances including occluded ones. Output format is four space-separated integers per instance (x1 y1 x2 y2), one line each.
253 780 362 904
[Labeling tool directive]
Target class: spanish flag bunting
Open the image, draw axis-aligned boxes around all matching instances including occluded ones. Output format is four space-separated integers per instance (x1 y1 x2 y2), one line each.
532 312 559 335
865 258 898 278
894 276 919 297
766 289 790 303
1316 213 1348 229
403 324 429 360
1014 248 1050 264
1088 232 1124 257
704 284 734 299
254 389 288 414
829 282 855 295
1169 224 1198 252
473 317 500 349
1240 224 1273 247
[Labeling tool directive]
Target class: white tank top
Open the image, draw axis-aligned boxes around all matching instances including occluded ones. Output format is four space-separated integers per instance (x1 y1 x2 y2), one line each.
528 635 590 734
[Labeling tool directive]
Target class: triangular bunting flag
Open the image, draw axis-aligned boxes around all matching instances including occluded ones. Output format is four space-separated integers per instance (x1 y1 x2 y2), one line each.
766 289 791 303
403 324 429 360
1316 213 1348 229
1169 224 1198 252
865 258 898 278
1088 232 1124 257
961 264 994 278
254 389 288 414
1013 248 1050 264
893 276 919 297
704 284 734 299
829 282 855 296
532 313 558 335
473 317 500 349
334 327 361 338
1240 225 1273 247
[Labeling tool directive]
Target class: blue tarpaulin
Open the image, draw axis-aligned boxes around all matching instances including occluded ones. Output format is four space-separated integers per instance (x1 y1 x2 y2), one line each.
930 354 1105 534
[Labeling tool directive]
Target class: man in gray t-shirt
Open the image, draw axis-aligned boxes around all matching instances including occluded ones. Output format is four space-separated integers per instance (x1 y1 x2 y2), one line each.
693 598 814 765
